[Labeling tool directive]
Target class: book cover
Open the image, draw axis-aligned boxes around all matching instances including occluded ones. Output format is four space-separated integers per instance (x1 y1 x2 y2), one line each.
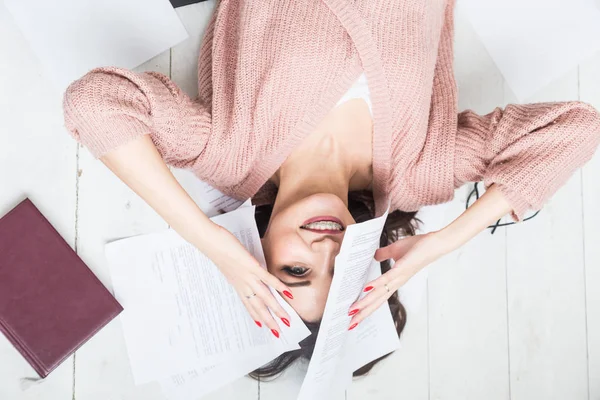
0 199 123 377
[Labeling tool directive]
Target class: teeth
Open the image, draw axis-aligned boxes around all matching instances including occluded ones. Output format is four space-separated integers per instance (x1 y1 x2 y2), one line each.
302 221 343 231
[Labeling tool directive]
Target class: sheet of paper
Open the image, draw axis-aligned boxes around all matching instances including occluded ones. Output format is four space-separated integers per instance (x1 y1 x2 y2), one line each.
345 259 400 375
106 206 309 385
4 0 188 92
156 205 309 398
459 0 600 100
297 207 393 400
158 272 309 399
172 169 246 217
159 343 284 400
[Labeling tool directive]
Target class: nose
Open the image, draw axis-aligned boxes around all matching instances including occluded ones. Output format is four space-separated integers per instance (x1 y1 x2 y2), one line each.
310 236 341 255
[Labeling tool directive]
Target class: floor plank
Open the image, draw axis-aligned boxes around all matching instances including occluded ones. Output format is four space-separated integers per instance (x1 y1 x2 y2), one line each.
0 4 76 399
259 362 345 400
428 189 510 400
580 52 600 400
346 299 429 400
428 10 510 399
504 72 590 400
73 51 171 400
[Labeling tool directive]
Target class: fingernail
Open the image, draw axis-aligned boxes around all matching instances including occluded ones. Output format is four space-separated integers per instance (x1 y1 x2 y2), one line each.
364 286 374 292
348 323 358 331
283 290 294 299
348 309 359 316
271 329 280 338
281 318 290 327
254 320 262 328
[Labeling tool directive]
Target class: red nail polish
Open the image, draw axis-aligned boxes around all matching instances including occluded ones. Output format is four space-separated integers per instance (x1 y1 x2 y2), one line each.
283 290 294 299
254 320 262 327
363 286 374 292
271 329 280 338
281 318 290 327
348 309 359 316
348 323 358 331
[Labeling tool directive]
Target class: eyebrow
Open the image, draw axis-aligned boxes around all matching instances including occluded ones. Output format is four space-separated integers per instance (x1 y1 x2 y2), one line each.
280 280 311 287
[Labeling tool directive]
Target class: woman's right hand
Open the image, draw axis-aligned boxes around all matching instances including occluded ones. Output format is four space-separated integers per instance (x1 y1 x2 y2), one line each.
202 223 294 338
100 136 291 337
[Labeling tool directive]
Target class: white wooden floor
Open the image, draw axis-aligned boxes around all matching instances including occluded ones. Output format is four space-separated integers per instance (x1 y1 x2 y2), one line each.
1 2 599 399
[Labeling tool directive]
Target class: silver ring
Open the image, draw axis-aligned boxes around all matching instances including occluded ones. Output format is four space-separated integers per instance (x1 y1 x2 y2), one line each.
245 293 257 299
384 284 390 293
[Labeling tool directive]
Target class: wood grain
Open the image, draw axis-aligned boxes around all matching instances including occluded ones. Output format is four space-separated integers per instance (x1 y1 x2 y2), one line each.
580 52 600 400
0 4 76 399
504 71 589 400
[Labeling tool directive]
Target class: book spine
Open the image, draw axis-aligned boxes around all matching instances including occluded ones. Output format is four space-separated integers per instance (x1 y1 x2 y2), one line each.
0 316 48 377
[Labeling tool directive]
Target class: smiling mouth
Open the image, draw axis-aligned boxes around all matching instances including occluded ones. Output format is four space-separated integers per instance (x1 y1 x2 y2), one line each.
300 216 345 234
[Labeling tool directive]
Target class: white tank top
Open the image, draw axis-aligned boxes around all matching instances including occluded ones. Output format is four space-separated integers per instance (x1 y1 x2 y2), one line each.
334 73 372 115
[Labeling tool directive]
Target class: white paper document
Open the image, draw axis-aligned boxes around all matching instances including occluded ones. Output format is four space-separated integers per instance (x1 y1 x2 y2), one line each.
106 206 310 387
159 344 286 400
107 202 403 399
159 280 309 400
4 0 188 91
459 0 600 100
298 206 400 400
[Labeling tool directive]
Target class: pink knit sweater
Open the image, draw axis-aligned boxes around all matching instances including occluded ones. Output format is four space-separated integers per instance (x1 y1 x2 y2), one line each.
63 0 600 220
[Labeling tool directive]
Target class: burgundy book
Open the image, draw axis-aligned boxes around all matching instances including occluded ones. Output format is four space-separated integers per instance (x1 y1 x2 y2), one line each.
0 199 122 378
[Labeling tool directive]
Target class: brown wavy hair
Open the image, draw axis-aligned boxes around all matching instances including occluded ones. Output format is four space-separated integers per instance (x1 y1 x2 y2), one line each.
250 190 418 380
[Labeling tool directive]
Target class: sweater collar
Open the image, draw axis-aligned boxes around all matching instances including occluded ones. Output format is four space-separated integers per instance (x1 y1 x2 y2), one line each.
244 0 394 217
320 0 394 217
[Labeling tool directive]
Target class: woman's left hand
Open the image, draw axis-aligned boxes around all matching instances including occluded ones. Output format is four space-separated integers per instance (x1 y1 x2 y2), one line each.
347 231 454 328
347 184 514 329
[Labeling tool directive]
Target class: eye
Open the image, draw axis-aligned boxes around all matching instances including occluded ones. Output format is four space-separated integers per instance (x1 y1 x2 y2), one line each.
283 265 309 277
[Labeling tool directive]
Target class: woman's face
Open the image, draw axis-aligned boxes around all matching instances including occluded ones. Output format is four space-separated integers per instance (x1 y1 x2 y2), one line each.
261 194 355 322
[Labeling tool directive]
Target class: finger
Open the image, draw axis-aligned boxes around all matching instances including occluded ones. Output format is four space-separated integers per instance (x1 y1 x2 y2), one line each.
249 297 281 338
349 291 393 327
350 278 399 326
253 282 291 325
374 235 419 262
255 268 294 300
374 244 395 262
350 272 400 311
349 281 394 317
241 296 264 328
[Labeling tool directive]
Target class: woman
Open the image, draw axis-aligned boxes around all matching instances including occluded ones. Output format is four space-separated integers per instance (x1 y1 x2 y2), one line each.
62 0 600 378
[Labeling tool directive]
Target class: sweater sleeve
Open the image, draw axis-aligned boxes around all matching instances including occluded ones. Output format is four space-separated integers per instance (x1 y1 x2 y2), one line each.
63 67 211 167
454 102 600 220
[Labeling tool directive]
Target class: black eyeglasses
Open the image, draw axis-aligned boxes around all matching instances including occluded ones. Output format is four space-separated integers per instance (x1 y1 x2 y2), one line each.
466 182 541 235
